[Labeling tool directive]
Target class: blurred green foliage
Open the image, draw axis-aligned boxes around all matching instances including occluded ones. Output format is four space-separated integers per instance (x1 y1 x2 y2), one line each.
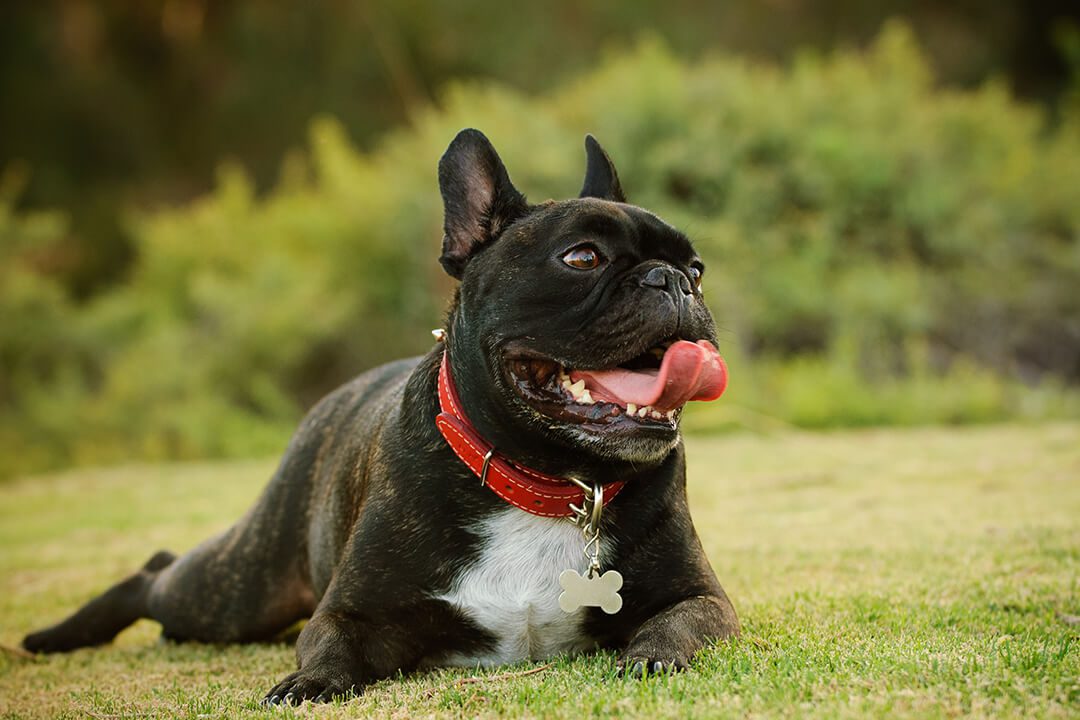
2 24 1079 479
3 1 1077 298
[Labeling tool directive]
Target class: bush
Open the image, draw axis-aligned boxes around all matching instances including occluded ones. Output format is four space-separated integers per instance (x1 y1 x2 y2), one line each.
1 23 1078 479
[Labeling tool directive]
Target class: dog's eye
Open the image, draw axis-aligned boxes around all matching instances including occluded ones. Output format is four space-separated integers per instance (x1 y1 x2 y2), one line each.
563 245 602 270
689 262 704 288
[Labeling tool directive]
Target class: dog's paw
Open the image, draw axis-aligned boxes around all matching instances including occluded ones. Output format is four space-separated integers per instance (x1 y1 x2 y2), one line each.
22 627 78 654
22 630 56 654
261 669 357 706
616 652 689 679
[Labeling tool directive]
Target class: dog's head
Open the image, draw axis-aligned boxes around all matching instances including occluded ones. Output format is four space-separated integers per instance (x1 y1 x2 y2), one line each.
438 129 724 472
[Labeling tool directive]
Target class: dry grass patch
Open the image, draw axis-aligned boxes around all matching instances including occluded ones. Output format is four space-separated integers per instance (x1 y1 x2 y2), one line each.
2 424 1077 718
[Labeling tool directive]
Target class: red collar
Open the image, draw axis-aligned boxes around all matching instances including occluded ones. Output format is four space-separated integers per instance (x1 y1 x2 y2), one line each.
435 351 624 518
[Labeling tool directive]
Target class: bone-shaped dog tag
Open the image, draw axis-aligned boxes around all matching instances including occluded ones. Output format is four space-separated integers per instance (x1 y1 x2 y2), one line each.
558 568 623 614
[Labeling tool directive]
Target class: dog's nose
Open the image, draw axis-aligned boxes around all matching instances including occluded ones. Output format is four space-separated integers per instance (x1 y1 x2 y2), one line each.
641 265 693 296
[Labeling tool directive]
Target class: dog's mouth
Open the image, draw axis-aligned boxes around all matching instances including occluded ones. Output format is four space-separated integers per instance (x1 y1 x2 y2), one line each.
504 339 727 431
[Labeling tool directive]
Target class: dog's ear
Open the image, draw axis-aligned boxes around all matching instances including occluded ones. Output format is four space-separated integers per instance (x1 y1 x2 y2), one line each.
438 129 528 279
579 135 626 203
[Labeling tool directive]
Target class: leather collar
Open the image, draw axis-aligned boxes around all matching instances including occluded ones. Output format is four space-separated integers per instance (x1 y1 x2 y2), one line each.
435 350 625 517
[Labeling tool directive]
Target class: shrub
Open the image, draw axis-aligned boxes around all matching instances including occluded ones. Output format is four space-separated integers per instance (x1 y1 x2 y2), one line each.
1 23 1078 479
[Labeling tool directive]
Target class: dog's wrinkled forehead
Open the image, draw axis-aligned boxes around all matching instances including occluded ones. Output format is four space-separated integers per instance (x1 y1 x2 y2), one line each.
438 130 702 280
510 198 696 263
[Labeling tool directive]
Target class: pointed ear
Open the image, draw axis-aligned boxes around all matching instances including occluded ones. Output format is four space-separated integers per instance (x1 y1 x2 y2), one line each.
579 134 626 202
438 129 528 279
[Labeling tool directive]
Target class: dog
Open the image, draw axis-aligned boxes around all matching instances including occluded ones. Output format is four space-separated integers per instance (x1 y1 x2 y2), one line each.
23 129 740 704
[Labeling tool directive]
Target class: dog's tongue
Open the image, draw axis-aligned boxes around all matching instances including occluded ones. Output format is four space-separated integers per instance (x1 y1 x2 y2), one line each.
572 340 728 413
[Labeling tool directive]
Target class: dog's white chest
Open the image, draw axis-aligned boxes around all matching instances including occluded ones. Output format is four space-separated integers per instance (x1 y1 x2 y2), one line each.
434 508 598 666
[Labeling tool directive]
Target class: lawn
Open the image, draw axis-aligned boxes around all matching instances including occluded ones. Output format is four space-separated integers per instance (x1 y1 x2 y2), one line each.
1 424 1077 719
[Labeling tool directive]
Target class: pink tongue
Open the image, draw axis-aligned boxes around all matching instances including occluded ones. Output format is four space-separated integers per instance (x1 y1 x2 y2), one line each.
572 340 728 413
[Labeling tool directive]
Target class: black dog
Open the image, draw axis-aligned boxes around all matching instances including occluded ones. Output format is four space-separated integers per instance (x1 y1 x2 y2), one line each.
23 130 739 704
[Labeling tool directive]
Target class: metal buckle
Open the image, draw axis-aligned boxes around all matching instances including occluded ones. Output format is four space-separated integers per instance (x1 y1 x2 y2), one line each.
479 448 494 487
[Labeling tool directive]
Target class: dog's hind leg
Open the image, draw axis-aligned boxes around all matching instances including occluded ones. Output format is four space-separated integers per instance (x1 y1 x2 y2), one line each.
23 515 316 653
22 387 356 655
22 550 177 653
23 460 319 652
138 517 317 645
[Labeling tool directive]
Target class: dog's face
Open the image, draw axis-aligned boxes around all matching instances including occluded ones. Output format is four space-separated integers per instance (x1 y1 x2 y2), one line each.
439 131 724 469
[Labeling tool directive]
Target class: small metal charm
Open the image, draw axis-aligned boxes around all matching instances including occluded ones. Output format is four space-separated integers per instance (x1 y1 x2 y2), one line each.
558 568 623 614
431 328 446 342
559 478 623 614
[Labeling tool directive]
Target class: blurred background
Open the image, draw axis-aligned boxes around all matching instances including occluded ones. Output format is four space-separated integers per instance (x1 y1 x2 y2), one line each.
2 0 1079 480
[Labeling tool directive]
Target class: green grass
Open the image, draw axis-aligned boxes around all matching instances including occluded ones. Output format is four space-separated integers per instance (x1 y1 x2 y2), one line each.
2 424 1078 719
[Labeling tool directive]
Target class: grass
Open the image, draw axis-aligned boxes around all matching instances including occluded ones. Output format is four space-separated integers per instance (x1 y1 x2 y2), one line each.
1 423 1078 719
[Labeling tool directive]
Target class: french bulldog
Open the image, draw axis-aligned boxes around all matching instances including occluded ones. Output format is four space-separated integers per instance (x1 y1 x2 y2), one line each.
23 129 740 704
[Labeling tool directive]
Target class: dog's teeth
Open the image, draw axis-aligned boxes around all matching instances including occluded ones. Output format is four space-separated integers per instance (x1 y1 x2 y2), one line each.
579 389 594 405
626 403 637 415
569 379 586 398
650 410 663 420
666 409 676 420
637 406 650 418
561 379 573 390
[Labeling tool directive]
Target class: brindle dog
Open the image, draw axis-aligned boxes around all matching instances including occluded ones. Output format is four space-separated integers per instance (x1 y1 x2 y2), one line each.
24 130 739 704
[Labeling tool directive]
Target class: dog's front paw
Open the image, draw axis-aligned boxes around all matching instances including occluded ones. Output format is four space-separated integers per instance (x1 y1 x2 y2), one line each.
261 669 357 706
616 651 689 679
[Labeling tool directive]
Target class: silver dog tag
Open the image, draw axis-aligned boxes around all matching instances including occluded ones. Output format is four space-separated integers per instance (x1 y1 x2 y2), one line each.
558 568 623 614
562 479 622 614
